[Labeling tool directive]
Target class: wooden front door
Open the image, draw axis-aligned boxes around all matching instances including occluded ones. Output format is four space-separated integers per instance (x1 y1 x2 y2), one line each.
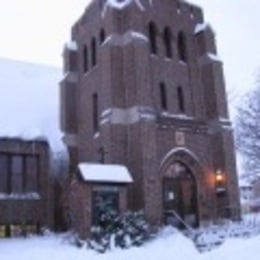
163 162 198 228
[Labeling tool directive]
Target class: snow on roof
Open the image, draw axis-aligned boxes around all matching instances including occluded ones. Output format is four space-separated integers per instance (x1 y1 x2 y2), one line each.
194 22 210 35
78 163 133 184
102 0 145 18
107 0 144 10
65 41 78 51
0 58 64 153
207 53 222 63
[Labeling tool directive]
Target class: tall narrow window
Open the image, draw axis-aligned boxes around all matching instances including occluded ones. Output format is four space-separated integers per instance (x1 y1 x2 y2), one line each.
178 31 187 62
0 155 8 193
160 83 168 110
11 156 23 193
177 86 185 113
25 155 39 192
83 45 88 73
148 22 157 54
91 38 97 66
93 93 99 133
100 28 105 44
163 27 172 58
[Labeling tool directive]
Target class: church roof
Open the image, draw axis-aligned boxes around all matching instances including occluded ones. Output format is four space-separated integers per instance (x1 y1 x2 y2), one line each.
0 58 64 153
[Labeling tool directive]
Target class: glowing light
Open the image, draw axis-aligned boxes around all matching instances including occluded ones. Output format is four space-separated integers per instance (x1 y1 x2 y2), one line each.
215 169 224 183
216 174 223 182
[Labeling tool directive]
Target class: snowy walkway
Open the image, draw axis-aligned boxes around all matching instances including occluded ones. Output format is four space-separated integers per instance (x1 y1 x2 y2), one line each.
0 228 260 260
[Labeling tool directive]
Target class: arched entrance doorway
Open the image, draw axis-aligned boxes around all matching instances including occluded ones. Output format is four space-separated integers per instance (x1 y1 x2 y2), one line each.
162 161 199 228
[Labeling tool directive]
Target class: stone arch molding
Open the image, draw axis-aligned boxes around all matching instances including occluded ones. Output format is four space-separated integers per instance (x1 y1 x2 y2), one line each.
160 147 203 183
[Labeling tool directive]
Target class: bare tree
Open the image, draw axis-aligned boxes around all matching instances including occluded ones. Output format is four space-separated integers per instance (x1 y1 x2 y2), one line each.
235 83 260 177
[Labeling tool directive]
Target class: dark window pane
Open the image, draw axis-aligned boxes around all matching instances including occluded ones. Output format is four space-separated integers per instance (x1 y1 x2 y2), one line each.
178 32 187 62
92 190 119 226
160 82 167 110
0 155 8 193
93 93 99 133
163 27 172 58
100 29 105 44
148 22 157 54
25 156 38 192
83 45 88 73
91 38 97 66
177 86 185 113
11 156 23 193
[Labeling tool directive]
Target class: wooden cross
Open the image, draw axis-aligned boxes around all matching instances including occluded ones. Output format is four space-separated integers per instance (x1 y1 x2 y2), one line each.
98 147 108 164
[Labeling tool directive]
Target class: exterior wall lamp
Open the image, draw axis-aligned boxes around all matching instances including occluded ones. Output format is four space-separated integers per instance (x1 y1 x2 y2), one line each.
215 169 226 196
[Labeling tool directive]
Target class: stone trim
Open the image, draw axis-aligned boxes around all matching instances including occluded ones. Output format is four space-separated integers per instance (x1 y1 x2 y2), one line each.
103 30 148 46
100 106 156 125
61 72 78 83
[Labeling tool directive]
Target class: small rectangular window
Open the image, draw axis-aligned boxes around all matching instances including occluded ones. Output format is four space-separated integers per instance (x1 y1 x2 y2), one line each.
26 224 38 235
10 225 23 237
0 225 6 238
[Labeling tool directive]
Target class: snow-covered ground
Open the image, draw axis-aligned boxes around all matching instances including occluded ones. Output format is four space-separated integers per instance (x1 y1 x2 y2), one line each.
1 221 260 260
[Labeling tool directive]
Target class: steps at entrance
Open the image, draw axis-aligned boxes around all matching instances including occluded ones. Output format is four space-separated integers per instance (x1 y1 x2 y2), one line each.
183 216 260 252
166 210 260 252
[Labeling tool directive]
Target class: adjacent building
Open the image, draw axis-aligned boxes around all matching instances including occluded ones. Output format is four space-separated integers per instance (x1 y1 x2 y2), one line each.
0 138 52 237
0 58 61 237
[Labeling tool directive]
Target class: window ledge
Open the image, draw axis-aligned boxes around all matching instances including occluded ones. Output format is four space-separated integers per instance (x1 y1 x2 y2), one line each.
0 192 41 200
178 60 187 66
164 58 173 63
93 132 100 139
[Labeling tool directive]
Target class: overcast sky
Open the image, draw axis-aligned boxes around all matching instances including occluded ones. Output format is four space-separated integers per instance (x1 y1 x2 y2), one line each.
0 0 259 96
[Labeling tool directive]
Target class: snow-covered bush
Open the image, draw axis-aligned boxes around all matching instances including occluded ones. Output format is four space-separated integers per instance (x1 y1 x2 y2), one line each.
88 211 151 253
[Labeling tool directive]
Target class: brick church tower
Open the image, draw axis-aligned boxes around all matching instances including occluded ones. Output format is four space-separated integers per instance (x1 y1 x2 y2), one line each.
60 0 240 236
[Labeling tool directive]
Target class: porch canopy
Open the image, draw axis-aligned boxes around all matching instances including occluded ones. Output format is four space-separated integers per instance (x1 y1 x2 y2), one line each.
78 163 133 184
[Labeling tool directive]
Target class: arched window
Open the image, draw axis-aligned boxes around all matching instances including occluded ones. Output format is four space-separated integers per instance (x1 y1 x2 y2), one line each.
91 38 97 66
177 31 187 62
160 82 167 110
92 93 99 133
148 22 157 55
83 45 88 73
100 28 105 44
163 27 172 58
177 86 185 113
